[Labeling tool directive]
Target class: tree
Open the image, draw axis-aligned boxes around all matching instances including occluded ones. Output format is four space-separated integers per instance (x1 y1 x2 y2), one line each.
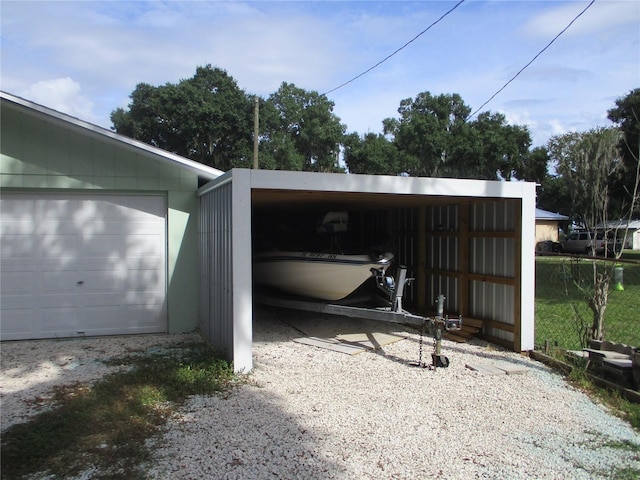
111 65 253 171
383 92 471 177
518 146 550 185
534 147 571 217
261 83 345 172
343 132 400 175
607 88 640 218
547 127 625 342
537 173 571 217
257 97 304 171
467 112 532 181
550 128 622 230
382 92 533 179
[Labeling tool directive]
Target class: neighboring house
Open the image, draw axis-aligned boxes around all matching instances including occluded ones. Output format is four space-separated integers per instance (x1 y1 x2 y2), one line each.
535 208 568 250
1 92 223 341
597 220 640 250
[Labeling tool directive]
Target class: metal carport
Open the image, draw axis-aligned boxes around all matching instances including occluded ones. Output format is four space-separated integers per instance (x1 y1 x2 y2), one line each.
198 168 536 373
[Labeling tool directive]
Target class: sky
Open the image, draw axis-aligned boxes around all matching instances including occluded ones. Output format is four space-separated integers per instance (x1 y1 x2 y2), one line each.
1 0 639 148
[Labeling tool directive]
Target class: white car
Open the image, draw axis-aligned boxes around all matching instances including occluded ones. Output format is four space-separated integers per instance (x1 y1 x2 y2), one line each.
561 231 605 256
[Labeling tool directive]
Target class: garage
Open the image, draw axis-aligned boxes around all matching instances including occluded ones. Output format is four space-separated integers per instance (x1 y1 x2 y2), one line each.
1 92 223 341
1 192 167 340
198 169 537 372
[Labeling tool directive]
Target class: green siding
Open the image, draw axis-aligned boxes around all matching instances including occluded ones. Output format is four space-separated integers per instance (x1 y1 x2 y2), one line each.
167 191 199 333
1 105 201 334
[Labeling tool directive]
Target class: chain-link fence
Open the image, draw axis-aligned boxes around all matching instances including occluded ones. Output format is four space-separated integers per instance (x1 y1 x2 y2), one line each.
535 253 640 351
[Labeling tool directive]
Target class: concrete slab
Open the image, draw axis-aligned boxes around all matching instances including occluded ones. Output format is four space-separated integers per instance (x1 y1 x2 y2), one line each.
494 363 529 375
465 363 506 375
287 313 407 354
466 362 529 375
293 337 367 355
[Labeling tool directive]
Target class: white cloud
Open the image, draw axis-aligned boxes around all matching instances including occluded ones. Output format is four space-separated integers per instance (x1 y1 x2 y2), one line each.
20 78 95 122
523 0 640 38
549 119 568 137
2 1 637 147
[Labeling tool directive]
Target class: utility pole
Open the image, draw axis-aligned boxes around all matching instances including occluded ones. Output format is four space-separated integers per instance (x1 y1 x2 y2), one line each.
253 96 259 169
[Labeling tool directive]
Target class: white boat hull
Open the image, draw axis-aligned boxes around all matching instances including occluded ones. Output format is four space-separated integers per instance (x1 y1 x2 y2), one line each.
253 251 394 301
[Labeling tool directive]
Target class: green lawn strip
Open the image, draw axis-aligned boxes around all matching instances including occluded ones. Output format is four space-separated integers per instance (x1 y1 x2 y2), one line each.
535 254 640 349
1 342 239 480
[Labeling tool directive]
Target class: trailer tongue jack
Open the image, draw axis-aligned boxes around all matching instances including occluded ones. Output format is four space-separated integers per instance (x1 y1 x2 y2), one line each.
373 267 461 368
415 294 462 369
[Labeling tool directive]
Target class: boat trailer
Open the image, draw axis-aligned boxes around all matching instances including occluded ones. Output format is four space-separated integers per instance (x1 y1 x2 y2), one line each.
256 265 462 368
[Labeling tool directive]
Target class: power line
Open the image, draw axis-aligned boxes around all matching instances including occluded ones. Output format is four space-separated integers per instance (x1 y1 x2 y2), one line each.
322 0 466 96
466 0 596 121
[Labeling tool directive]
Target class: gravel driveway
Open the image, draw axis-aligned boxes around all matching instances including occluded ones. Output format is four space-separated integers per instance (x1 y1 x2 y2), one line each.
2 308 639 479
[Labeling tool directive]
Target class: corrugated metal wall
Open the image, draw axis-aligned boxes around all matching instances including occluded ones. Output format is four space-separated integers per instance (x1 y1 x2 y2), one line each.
468 200 517 344
383 200 518 344
390 208 417 305
470 200 516 232
199 181 234 361
425 204 460 313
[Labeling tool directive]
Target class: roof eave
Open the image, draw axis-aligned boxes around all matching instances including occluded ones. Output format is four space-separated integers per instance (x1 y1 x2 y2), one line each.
1 91 224 181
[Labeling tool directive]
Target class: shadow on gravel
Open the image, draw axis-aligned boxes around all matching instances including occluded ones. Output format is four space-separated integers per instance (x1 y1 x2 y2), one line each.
149 386 344 479
254 306 549 374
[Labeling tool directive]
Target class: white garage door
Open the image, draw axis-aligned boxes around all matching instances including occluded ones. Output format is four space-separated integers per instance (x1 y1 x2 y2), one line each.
1 193 167 340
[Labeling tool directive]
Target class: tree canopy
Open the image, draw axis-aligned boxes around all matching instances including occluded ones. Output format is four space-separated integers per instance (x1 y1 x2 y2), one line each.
548 127 623 229
607 88 640 217
367 92 533 180
260 83 345 172
110 63 638 217
111 65 254 171
112 68 345 172
541 89 640 224
343 132 401 175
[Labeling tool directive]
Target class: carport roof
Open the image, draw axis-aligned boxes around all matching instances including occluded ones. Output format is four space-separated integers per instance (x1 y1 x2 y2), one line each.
1 91 224 181
200 168 537 203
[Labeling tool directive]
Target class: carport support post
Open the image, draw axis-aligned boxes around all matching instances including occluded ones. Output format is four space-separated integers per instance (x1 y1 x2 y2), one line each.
417 206 427 312
231 170 253 373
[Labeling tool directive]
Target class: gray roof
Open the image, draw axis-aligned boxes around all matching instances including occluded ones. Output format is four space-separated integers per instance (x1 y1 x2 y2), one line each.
597 219 640 230
536 208 569 221
1 91 224 181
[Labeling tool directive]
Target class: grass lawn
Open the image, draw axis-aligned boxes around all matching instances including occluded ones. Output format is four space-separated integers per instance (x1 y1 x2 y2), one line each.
0 342 239 480
535 252 640 350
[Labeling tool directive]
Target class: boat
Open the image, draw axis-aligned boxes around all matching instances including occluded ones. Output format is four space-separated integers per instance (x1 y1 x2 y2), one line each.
252 250 395 301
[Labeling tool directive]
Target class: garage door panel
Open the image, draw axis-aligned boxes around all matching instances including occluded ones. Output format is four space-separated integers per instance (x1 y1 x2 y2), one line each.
83 233 122 257
124 269 163 289
126 234 165 256
41 270 80 293
40 234 82 255
41 307 79 332
81 258 125 275
1 271 36 294
83 307 128 330
125 305 167 327
123 195 165 218
82 307 166 335
1 234 35 257
2 292 33 312
81 272 122 292
1 193 167 340
82 292 122 307
40 293 79 308
0 310 38 340
124 290 164 306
